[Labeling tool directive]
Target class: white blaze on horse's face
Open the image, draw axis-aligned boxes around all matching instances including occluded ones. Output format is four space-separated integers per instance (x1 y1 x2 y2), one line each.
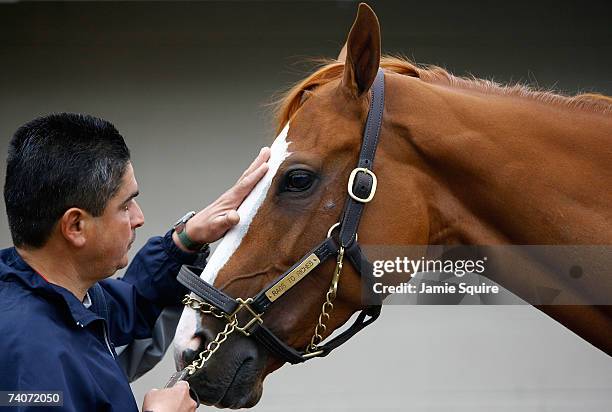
173 124 292 368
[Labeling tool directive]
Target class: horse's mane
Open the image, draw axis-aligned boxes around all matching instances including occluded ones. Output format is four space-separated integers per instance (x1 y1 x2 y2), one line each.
275 56 612 133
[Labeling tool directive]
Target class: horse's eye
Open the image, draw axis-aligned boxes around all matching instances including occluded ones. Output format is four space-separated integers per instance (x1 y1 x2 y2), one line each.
283 170 314 192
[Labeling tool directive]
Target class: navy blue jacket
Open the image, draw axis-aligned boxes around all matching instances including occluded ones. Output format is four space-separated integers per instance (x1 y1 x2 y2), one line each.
0 231 203 411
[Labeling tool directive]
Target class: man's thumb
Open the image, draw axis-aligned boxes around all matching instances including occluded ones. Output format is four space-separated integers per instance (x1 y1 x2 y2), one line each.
174 381 190 389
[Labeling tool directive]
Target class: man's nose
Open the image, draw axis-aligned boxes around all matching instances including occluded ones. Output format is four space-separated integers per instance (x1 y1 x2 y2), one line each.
131 200 145 228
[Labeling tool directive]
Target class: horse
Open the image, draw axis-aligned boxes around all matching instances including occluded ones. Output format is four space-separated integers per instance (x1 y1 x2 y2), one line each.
172 3 612 408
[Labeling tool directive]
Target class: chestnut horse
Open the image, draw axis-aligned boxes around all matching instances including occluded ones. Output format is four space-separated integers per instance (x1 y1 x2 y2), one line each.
173 3 612 408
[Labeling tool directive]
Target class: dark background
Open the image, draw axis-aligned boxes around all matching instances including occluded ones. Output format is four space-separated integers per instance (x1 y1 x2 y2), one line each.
2 0 611 95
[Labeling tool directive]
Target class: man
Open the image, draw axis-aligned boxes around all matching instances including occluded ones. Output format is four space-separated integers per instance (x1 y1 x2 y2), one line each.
0 113 270 411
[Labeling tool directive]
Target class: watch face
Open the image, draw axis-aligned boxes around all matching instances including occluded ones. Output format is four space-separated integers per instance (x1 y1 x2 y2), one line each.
174 211 196 231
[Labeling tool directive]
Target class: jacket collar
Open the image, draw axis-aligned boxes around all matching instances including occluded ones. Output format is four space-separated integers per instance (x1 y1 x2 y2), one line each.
1 247 102 327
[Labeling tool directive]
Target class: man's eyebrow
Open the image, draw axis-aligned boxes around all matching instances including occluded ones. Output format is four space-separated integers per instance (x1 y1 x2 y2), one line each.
122 190 139 205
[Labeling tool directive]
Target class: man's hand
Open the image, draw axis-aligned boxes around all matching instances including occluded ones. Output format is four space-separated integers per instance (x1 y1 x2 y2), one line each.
173 147 271 251
142 381 197 412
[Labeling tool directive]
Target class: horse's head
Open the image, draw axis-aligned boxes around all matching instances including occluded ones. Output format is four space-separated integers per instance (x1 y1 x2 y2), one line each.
174 4 430 408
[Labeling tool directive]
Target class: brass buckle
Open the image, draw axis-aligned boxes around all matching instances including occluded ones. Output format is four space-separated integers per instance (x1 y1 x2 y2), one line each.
347 168 377 203
230 298 263 337
326 222 358 242
302 349 324 359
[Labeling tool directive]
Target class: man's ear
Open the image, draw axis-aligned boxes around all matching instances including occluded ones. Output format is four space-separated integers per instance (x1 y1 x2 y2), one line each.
341 3 381 97
59 208 88 248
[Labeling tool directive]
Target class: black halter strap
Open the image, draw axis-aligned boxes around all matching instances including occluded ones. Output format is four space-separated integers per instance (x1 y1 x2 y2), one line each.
339 67 385 249
177 68 385 364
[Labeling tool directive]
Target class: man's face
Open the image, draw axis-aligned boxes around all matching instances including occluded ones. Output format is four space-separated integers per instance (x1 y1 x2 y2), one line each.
89 162 144 277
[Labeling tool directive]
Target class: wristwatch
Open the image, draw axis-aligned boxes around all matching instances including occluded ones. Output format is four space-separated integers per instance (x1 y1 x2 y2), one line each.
173 211 209 252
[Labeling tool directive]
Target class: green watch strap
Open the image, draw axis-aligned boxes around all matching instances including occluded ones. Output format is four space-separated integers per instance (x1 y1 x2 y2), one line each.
177 229 207 251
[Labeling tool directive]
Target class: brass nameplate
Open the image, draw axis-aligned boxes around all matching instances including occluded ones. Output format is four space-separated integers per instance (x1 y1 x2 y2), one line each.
265 254 321 302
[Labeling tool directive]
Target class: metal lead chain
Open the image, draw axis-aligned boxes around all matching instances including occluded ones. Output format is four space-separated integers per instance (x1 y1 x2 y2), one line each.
182 294 239 375
184 316 238 375
306 246 345 353
182 295 227 319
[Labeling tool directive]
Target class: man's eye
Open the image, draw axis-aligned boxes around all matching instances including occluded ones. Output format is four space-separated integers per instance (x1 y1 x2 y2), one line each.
283 170 315 192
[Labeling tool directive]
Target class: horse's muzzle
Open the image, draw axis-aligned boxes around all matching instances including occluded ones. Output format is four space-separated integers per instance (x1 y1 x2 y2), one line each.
185 319 269 409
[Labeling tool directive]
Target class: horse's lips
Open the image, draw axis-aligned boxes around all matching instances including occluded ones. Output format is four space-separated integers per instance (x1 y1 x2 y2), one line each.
185 326 267 409
217 360 263 409
190 359 263 409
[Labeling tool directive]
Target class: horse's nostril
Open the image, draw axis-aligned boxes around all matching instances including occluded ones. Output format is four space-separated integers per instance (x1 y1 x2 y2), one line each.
182 348 197 365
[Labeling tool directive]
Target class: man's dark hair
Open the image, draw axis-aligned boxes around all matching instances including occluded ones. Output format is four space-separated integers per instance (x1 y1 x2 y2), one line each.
4 113 131 248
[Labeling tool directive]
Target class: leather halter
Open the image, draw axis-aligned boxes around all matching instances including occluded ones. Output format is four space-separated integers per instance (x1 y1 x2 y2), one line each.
176 68 385 367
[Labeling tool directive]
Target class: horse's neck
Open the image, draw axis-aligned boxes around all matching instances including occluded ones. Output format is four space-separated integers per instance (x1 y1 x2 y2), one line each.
381 75 612 356
387 74 612 245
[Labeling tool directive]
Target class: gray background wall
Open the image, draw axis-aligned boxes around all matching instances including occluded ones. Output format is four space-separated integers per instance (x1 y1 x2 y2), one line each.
1 1 611 410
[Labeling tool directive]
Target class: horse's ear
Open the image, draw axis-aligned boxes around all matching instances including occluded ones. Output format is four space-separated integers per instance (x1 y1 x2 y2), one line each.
341 3 381 97
337 43 347 63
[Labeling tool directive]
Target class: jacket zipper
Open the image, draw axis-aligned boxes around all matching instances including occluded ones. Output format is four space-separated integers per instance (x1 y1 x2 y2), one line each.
76 320 115 359
102 323 115 359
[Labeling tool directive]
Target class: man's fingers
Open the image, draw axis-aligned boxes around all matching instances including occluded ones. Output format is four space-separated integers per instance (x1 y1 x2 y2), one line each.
206 211 240 240
175 381 190 390
217 162 268 213
238 147 270 182
237 162 268 194
170 381 190 395
225 210 240 226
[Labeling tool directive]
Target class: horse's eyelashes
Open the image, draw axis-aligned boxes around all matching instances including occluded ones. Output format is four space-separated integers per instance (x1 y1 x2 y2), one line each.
282 169 315 192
